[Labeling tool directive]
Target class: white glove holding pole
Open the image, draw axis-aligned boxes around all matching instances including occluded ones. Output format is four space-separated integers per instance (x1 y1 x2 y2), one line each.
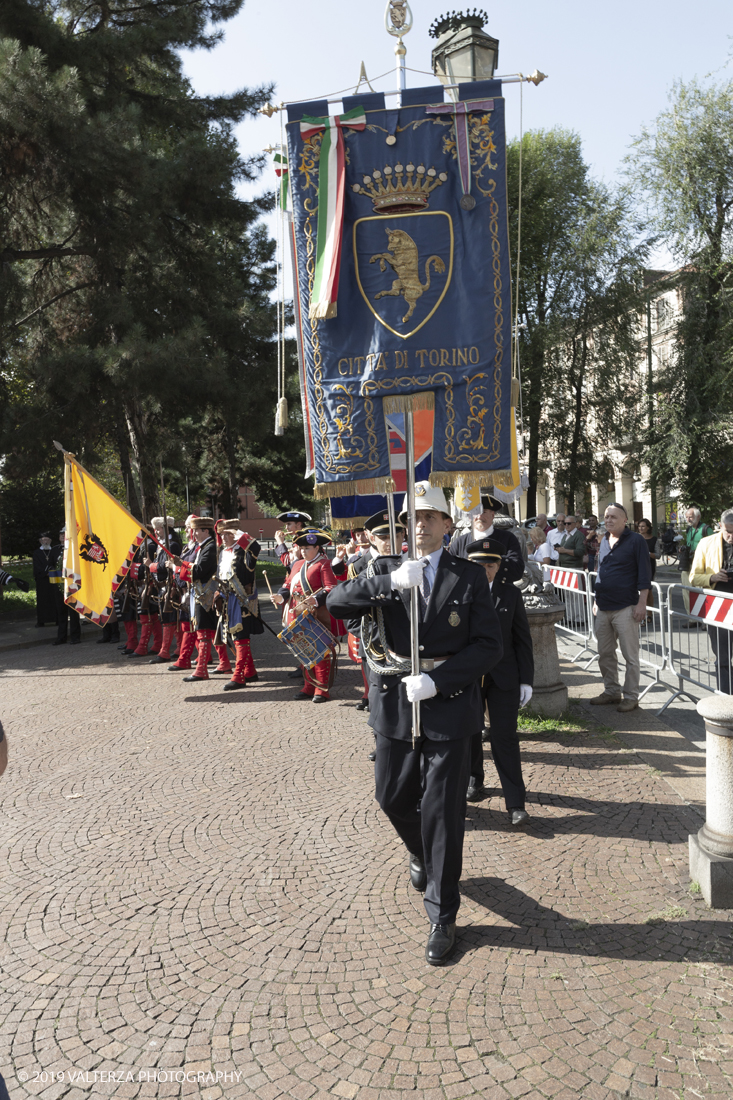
390 558 427 590
402 673 438 702
519 684 533 706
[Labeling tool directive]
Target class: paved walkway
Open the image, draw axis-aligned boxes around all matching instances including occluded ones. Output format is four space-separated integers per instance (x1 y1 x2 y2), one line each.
1 617 732 1100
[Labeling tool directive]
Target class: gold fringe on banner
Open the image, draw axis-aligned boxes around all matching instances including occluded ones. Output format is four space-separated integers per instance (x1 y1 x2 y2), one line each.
382 391 435 415
429 470 513 490
314 476 397 500
330 515 373 531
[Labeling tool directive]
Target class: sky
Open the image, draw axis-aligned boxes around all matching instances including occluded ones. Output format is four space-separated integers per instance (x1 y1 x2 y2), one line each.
180 0 731 275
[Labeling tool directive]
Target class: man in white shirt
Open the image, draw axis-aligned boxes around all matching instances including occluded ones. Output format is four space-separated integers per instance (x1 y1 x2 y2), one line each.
546 514 566 555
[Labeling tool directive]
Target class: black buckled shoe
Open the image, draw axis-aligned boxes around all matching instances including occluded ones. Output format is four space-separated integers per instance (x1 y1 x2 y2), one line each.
355 699 369 712
245 674 259 683
510 809 529 826
409 854 427 892
223 680 246 691
426 922 456 966
368 748 376 761
182 674 208 682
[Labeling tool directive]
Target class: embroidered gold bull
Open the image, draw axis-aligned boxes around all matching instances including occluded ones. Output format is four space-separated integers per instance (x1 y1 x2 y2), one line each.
370 229 446 323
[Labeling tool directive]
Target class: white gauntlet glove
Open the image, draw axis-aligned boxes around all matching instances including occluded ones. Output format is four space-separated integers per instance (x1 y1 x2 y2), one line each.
519 684 533 707
401 673 438 702
390 558 427 590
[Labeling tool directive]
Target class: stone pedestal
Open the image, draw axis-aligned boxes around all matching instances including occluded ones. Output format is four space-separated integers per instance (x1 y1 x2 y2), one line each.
524 605 569 718
689 695 733 908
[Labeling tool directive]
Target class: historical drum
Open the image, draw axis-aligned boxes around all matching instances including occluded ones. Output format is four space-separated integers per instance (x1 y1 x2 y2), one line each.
279 611 337 669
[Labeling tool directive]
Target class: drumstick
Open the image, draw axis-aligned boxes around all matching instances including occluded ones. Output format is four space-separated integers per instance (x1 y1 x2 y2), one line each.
262 570 275 600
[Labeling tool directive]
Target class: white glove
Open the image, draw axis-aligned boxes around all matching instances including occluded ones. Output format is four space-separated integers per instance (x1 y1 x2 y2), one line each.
391 558 427 590
519 684 533 706
401 673 438 702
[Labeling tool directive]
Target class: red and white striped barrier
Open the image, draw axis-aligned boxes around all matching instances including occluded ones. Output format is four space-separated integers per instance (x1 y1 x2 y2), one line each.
689 591 733 626
551 568 585 590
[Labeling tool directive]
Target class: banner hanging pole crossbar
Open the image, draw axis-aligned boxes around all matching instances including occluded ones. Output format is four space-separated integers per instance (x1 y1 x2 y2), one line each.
263 73 544 115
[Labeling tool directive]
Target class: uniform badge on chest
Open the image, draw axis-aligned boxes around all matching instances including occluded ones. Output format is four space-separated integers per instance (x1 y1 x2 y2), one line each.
448 611 461 627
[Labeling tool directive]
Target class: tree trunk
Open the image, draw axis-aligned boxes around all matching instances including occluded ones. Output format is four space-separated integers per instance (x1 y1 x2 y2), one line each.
114 409 141 518
124 397 160 524
225 424 238 521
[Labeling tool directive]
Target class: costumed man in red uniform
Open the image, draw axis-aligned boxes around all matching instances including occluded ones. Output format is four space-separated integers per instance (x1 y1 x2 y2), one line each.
271 529 338 703
274 510 312 566
167 516 199 671
170 517 218 681
147 517 181 663
129 530 163 658
215 520 263 691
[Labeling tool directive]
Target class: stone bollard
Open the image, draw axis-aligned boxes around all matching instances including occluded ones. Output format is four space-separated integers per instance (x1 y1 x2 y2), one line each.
689 695 733 907
523 605 569 718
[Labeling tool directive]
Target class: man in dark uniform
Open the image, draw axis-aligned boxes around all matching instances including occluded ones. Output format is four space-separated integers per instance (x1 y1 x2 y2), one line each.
32 532 57 627
465 538 534 825
171 517 218 681
52 527 81 645
449 494 524 583
327 482 503 965
147 517 182 663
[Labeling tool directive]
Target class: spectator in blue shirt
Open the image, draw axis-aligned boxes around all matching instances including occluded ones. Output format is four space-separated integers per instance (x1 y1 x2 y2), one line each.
590 503 651 713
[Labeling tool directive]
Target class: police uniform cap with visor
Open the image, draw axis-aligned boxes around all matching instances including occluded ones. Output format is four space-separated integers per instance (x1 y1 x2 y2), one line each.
466 537 505 561
364 510 406 536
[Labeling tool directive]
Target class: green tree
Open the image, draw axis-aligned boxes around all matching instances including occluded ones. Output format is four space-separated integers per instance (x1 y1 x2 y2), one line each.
627 78 733 514
0 0 282 518
508 129 648 515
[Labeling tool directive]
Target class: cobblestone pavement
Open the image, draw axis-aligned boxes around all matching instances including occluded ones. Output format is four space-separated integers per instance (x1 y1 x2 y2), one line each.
1 616 733 1100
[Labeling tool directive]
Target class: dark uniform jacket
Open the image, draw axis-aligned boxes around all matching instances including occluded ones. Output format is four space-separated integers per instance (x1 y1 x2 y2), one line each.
444 528 526 589
217 540 263 638
449 527 525 583
191 536 218 631
484 577 534 692
326 550 503 742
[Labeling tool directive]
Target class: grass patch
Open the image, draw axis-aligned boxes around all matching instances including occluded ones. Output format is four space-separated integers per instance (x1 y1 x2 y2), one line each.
644 905 687 925
0 560 37 620
569 920 590 931
689 881 702 895
518 700 610 738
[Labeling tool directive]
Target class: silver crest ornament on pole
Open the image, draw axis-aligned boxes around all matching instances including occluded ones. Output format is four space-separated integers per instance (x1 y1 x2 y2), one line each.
385 0 413 94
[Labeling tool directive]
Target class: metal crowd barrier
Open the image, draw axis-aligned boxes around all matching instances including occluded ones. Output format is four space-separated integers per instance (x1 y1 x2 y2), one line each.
659 583 733 713
550 569 733 713
549 567 594 664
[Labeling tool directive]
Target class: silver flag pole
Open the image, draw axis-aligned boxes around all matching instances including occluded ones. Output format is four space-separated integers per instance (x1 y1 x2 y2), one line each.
404 402 421 747
386 491 398 554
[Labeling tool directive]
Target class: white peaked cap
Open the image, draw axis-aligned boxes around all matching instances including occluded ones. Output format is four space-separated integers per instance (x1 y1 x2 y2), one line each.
399 480 451 521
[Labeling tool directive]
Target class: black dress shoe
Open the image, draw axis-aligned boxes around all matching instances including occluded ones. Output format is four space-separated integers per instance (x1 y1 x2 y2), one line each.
368 748 376 761
312 694 329 703
510 809 529 826
426 922 456 966
69 639 81 645
355 699 369 712
288 668 304 679
245 674 259 683
168 663 188 671
183 674 208 682
481 725 491 743
294 691 312 700
52 639 67 646
409 854 427 892
466 779 488 803
148 655 166 663
223 680 246 691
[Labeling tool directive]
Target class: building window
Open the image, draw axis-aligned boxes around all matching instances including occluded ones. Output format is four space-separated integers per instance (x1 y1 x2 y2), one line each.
655 296 673 330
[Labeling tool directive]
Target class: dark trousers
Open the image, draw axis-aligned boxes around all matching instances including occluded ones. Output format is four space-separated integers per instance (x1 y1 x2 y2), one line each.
471 682 526 810
375 732 471 925
57 604 81 642
710 627 733 695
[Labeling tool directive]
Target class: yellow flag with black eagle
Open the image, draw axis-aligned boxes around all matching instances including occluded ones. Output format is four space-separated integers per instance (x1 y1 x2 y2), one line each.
62 453 146 625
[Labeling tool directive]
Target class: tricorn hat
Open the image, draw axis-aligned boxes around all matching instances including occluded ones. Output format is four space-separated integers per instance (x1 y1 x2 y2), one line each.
466 537 506 562
293 528 331 548
277 509 312 524
364 510 406 535
480 494 505 513
398 480 451 523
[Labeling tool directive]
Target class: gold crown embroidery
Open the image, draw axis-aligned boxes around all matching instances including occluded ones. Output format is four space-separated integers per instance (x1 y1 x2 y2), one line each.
352 163 448 213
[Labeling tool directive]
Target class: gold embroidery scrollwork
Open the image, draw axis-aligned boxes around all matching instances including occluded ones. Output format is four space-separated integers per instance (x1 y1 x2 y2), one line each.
442 112 497 197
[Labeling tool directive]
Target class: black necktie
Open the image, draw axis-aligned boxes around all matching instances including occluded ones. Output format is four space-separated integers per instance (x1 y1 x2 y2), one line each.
419 564 432 620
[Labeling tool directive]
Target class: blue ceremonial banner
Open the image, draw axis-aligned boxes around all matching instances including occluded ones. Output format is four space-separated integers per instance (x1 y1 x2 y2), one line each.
287 81 514 499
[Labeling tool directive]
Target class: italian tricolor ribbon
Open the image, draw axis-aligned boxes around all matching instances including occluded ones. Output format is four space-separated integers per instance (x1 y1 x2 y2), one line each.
300 106 367 320
425 99 495 204
274 151 289 211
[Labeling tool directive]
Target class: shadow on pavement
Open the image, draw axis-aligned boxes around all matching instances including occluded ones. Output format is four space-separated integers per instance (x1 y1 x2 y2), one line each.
465 795 700 840
459 876 733 963
0 1073 10 1100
